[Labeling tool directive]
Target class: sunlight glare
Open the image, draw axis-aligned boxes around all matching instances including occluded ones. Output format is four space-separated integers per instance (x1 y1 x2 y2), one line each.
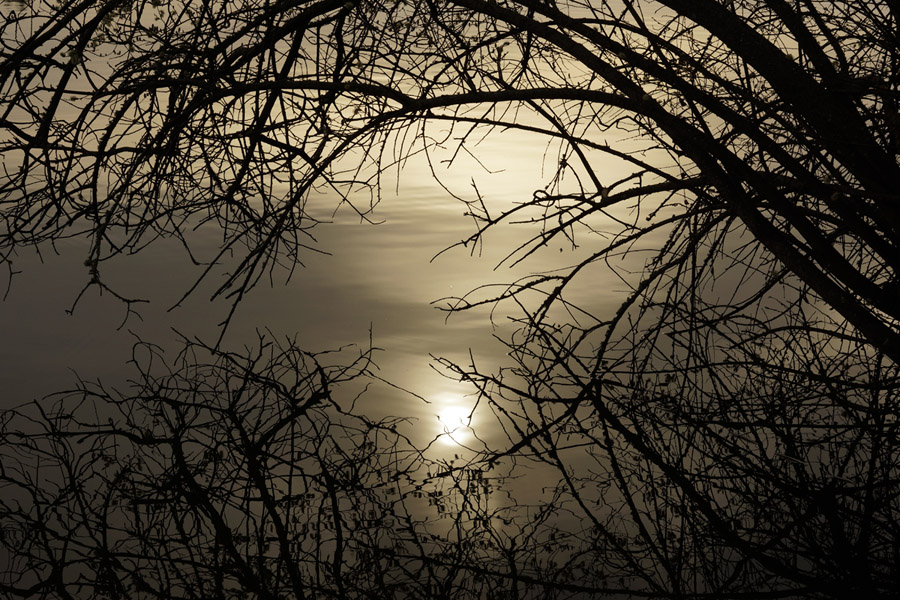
436 404 472 446
438 405 471 433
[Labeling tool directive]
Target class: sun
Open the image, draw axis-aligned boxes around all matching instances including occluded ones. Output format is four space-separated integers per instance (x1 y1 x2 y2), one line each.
438 405 471 434
437 405 471 446
430 392 475 447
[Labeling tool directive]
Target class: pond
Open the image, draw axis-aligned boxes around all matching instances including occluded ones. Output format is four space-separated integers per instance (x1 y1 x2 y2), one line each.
0 128 630 453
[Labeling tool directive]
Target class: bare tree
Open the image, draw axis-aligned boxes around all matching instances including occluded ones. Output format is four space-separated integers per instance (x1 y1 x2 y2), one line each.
0 334 598 599
2 0 897 353
3 0 900 597
0 335 408 598
422 1 900 596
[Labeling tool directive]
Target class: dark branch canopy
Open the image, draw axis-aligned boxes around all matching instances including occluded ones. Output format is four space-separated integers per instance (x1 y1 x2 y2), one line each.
2 0 898 353
2 0 900 598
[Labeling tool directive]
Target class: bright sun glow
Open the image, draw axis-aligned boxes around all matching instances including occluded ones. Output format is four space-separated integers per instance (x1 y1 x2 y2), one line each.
438 405 471 433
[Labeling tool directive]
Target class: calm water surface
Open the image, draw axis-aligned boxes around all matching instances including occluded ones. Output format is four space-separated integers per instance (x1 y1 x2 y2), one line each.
0 133 629 450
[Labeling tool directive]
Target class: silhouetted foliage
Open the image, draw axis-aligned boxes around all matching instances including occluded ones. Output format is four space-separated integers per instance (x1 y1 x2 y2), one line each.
2 0 900 598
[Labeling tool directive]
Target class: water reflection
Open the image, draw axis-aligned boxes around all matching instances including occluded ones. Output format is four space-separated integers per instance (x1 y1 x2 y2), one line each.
0 129 624 418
